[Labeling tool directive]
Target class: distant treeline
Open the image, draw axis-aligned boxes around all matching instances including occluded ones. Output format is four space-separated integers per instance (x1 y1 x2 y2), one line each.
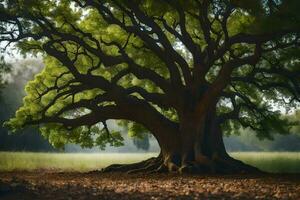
0 59 55 152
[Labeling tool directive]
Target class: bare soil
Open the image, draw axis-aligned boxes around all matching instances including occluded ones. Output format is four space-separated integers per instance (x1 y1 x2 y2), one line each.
0 171 299 200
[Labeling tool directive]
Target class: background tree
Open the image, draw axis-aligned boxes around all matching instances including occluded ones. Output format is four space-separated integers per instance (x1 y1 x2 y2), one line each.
133 136 150 151
1 0 300 174
0 58 55 151
0 54 10 97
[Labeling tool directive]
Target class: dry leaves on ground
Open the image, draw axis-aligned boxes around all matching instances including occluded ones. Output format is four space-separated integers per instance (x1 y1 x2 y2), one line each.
0 172 299 200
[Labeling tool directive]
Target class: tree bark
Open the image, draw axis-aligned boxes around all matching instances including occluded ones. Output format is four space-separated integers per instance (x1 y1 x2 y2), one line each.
102 105 262 174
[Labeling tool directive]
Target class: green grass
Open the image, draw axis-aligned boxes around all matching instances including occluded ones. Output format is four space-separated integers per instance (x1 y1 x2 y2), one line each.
231 152 300 173
0 152 299 173
0 152 158 172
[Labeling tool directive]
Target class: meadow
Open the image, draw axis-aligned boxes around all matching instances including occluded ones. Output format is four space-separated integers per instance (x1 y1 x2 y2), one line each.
0 152 299 173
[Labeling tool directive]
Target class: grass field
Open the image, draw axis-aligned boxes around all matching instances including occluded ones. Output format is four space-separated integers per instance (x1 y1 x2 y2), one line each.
230 152 300 173
0 152 299 173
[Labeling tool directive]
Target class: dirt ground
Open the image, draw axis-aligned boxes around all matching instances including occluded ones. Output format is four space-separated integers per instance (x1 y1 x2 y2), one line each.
0 171 299 200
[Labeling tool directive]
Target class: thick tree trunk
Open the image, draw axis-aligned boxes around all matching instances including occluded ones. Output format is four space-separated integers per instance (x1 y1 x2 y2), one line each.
156 109 261 174
102 106 262 174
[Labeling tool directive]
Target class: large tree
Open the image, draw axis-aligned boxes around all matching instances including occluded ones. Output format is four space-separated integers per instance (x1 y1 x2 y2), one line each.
1 0 300 174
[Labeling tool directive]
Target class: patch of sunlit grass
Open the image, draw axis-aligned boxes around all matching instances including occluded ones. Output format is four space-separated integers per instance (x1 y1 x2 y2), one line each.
0 152 299 173
230 152 300 173
0 152 158 172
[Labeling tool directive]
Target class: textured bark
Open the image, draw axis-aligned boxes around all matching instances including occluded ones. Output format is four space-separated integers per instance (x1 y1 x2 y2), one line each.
103 107 262 174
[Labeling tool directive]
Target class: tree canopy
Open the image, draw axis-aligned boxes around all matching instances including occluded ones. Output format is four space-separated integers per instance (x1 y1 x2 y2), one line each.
0 0 300 171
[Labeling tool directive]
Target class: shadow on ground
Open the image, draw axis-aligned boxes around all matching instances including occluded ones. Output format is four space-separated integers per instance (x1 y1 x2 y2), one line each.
0 172 299 200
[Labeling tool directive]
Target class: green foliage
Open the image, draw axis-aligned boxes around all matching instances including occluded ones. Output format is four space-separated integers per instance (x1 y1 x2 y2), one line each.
38 123 124 150
128 122 148 139
286 110 300 135
1 0 300 149
95 130 124 150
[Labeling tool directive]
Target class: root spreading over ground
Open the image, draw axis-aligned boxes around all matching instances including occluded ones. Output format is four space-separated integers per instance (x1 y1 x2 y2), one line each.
101 155 262 175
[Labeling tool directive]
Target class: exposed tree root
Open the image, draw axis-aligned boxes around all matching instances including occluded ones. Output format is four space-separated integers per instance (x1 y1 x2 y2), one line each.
211 155 263 174
101 157 158 173
101 153 167 174
101 154 263 175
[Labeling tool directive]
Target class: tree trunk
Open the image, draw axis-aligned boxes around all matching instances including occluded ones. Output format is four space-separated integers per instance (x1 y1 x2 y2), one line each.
155 108 261 174
102 106 262 174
